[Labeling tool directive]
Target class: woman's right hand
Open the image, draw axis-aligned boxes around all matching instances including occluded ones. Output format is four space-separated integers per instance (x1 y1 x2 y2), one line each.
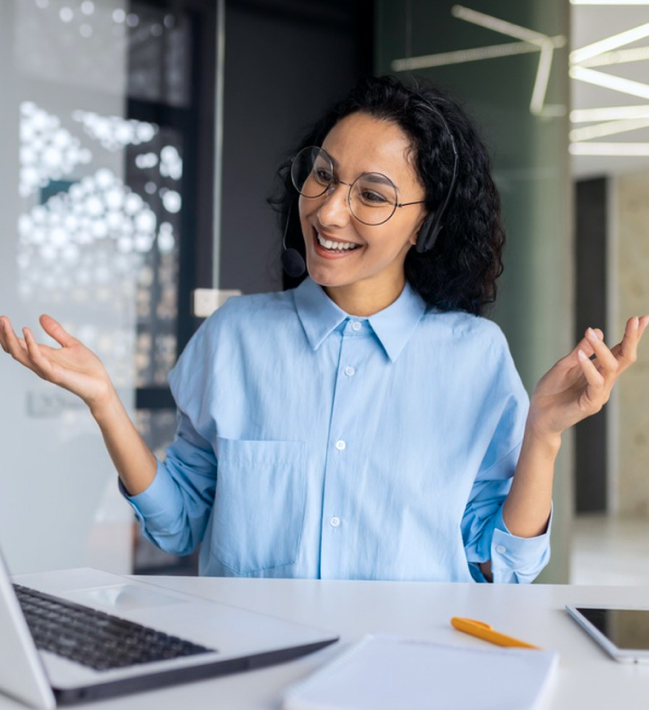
0 314 114 413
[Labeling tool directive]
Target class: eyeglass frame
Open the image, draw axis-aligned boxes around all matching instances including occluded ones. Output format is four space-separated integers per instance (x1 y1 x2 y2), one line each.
290 146 427 226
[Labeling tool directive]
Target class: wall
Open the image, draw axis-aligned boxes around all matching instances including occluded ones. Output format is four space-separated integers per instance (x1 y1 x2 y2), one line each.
219 0 372 294
613 171 649 516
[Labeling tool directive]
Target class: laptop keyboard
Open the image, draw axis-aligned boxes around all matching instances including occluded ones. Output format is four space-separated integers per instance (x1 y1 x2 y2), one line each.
13 584 214 671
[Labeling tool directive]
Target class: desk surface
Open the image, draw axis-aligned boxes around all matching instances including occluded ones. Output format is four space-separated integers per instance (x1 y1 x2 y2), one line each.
3 576 649 709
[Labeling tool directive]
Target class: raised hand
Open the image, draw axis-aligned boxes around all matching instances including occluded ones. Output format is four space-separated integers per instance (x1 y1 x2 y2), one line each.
528 315 649 440
0 314 114 412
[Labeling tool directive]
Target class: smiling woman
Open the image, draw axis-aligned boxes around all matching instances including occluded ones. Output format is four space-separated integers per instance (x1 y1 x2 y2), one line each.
297 113 427 316
1 75 647 584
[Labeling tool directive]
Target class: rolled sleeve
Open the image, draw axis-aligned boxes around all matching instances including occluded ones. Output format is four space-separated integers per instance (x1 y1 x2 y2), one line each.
119 412 218 556
490 505 553 584
120 460 186 532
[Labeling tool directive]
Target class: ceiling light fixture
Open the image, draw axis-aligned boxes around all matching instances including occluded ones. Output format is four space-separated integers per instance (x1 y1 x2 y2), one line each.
570 65 649 100
571 105 649 122
571 1 649 5
571 21 649 64
569 142 649 155
580 46 649 67
570 116 649 141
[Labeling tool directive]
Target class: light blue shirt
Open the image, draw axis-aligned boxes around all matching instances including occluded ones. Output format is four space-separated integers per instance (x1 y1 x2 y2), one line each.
124 277 551 583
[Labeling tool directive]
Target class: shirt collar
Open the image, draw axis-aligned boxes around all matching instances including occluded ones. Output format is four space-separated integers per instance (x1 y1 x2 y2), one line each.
293 277 427 363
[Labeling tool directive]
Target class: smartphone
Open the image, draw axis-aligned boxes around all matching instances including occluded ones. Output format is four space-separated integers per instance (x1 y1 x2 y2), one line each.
566 605 649 663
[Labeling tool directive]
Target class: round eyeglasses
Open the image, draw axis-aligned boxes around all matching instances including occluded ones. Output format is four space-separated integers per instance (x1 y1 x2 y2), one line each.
290 146 426 226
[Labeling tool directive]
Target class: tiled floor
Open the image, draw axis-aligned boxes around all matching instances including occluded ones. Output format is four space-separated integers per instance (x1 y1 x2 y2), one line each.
571 514 649 585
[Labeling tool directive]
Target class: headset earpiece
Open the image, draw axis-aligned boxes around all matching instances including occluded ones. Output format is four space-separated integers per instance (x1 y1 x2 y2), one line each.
415 207 444 254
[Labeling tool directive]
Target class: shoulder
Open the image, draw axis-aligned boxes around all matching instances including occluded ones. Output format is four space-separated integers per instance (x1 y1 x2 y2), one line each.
421 308 509 349
170 290 297 387
200 290 296 336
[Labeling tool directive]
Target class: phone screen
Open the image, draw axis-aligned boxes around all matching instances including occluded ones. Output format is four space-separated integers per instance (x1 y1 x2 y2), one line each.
576 608 649 650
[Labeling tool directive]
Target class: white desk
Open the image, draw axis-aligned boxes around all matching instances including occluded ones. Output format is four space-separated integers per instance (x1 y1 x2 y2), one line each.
3 576 649 709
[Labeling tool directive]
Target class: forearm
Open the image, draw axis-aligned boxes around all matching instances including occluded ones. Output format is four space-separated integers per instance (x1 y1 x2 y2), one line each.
501 421 561 538
91 388 157 496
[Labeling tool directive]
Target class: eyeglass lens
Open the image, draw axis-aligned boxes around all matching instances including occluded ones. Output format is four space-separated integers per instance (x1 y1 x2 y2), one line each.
290 147 399 225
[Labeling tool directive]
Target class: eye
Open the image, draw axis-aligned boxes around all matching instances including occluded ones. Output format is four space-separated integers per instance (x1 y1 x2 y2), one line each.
313 167 333 184
359 189 389 205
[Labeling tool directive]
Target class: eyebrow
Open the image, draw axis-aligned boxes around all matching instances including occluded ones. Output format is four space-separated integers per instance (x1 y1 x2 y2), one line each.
362 173 394 186
326 152 397 188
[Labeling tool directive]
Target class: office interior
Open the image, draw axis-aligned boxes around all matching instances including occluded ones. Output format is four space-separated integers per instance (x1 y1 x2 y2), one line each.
0 0 647 586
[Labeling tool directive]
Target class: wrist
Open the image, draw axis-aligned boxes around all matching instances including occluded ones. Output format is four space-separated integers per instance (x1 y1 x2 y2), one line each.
523 418 563 457
89 384 122 424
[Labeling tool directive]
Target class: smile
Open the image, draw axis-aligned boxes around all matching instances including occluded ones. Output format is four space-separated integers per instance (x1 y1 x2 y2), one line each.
316 232 359 252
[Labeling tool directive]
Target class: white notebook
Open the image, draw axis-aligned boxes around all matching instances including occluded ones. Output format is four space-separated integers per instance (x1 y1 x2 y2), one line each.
283 634 558 710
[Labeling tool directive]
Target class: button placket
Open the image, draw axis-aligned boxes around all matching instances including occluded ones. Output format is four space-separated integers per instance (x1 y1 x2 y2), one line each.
320 320 367 576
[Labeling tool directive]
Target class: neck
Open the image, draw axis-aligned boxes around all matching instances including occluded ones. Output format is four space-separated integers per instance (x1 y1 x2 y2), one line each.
324 277 406 317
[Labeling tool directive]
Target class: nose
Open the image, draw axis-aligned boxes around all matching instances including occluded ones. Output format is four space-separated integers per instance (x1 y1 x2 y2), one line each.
316 182 351 227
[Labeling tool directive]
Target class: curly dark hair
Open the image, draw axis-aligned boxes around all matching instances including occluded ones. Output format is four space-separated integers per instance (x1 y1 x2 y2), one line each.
269 75 505 316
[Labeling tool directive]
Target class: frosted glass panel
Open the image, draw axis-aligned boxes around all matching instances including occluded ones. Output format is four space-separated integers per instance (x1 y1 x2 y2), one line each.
0 0 190 574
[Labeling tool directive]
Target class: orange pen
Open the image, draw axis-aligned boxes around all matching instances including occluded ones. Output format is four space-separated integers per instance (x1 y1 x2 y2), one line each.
451 617 540 649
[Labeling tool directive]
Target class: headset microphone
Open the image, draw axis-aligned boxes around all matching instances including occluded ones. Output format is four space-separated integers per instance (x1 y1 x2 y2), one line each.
281 203 306 278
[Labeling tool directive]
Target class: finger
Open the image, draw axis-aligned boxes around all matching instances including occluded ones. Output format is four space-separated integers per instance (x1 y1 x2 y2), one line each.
567 327 604 362
639 315 649 336
0 317 8 353
585 327 619 374
577 349 606 390
2 319 33 369
39 315 77 348
570 335 596 361
610 316 649 372
23 327 54 380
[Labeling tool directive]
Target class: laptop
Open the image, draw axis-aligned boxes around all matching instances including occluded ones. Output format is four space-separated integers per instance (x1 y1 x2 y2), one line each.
0 553 338 709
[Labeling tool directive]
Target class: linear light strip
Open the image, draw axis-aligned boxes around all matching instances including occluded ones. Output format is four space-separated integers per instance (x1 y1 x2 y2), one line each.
451 4 550 46
390 41 540 72
530 43 554 115
571 1 649 5
571 21 649 65
569 142 649 155
581 46 649 67
571 105 649 122
570 117 649 141
570 65 649 100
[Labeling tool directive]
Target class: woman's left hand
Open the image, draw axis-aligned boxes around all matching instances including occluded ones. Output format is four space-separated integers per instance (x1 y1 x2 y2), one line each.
528 315 649 440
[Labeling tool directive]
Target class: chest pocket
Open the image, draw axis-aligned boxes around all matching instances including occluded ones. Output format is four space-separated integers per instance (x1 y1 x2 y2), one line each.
211 437 307 575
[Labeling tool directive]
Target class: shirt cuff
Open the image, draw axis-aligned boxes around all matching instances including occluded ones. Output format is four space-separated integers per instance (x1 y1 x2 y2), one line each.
490 504 553 584
118 460 180 527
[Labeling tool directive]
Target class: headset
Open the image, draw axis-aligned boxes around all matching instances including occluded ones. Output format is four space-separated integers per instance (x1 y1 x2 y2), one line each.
282 90 459 277
413 95 459 253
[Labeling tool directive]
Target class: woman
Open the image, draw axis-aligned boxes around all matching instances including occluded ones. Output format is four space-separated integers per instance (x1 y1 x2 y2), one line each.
1 76 646 583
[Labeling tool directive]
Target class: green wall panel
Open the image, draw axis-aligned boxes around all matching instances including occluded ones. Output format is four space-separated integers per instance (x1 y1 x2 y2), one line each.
376 1 573 582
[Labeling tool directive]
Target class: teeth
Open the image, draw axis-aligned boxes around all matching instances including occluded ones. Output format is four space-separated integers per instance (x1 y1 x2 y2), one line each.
317 233 358 251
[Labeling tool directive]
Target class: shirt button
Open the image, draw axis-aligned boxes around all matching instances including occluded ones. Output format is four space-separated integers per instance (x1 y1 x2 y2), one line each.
344 366 356 377
495 545 507 554
351 321 362 332
335 440 346 451
330 517 341 528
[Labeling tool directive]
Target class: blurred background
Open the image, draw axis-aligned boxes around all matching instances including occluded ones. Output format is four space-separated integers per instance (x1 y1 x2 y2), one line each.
0 0 647 584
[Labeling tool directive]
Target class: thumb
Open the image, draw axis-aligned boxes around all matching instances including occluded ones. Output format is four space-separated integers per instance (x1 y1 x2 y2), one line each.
39 315 78 348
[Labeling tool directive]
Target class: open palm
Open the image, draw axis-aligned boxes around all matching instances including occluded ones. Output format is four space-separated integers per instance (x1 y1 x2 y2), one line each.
0 314 113 409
